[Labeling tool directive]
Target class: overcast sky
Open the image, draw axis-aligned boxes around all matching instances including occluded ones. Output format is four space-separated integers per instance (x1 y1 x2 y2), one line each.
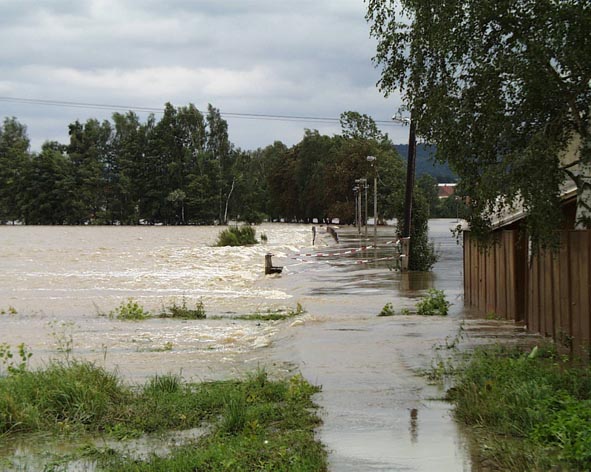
0 0 408 151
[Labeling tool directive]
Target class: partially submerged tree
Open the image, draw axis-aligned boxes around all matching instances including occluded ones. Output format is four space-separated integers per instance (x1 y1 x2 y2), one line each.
367 0 591 246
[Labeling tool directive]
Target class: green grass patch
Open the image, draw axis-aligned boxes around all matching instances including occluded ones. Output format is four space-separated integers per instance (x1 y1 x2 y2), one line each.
216 225 258 246
447 344 591 471
0 356 326 471
235 303 305 321
377 303 412 317
159 298 206 320
377 290 449 317
106 298 208 321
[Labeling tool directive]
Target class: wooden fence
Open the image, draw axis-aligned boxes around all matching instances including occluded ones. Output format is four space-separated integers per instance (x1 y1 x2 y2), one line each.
464 230 591 352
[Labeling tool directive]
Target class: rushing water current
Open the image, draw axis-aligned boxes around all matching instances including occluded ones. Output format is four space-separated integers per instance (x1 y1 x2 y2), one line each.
0 220 487 471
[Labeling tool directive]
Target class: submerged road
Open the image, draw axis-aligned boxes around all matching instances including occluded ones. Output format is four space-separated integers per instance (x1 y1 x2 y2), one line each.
268 220 474 471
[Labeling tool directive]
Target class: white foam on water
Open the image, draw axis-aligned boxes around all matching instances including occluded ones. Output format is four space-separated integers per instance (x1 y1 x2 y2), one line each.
0 224 315 369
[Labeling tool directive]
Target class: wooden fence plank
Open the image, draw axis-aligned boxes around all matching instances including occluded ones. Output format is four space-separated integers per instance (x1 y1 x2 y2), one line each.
463 233 470 305
530 251 540 334
559 231 572 347
496 236 507 318
552 249 561 341
478 247 486 312
579 232 590 348
486 245 496 313
543 250 554 338
515 232 527 322
506 231 517 321
569 232 582 353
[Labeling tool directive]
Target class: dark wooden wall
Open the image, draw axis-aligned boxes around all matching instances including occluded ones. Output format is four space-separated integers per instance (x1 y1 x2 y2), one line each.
464 230 591 352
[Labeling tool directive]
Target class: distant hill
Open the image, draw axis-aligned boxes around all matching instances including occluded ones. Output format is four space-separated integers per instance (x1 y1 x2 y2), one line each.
394 143 457 183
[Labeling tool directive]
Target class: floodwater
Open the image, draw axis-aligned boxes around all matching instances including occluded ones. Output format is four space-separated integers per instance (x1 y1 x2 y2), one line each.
0 220 494 470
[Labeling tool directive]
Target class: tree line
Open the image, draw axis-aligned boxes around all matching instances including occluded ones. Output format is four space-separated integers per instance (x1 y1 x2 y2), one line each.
0 107 448 228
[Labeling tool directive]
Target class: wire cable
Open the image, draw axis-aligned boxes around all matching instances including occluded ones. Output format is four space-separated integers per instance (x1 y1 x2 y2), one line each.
0 95 403 126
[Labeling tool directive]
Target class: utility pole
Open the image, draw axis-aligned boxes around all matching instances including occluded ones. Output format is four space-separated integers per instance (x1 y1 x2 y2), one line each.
364 179 368 238
403 118 416 239
392 109 416 271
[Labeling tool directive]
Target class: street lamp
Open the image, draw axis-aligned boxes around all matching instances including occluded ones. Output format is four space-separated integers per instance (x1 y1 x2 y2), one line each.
355 178 367 236
353 185 359 232
367 156 377 246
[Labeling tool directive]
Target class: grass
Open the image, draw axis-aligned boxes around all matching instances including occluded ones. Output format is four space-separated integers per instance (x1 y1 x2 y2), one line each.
447 344 591 471
235 303 305 321
0 354 326 471
216 225 258 246
159 298 206 320
377 289 449 317
105 298 207 321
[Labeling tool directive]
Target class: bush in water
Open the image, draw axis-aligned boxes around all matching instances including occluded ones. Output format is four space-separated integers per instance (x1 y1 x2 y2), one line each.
216 226 258 246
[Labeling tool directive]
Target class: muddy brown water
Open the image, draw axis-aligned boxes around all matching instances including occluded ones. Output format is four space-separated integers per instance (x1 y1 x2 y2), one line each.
0 220 521 470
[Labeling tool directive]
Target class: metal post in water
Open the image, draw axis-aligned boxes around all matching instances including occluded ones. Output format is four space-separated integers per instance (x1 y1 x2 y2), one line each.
364 179 368 238
367 156 378 248
374 174 377 245
353 185 359 232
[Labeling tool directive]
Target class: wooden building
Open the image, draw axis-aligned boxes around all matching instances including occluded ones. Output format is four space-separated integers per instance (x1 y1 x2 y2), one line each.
463 188 591 353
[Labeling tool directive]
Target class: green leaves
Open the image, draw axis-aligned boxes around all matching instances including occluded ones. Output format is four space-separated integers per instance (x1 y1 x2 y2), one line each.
367 0 591 246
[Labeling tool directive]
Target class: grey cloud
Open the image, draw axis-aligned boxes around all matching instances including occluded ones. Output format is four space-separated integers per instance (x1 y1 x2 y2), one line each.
0 0 405 151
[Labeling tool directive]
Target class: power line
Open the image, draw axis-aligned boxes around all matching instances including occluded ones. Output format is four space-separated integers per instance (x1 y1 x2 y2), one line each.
0 95 401 126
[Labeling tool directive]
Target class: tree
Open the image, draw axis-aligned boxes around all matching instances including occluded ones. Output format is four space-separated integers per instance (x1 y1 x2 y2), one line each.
367 0 591 247
417 174 439 217
111 111 149 224
0 117 30 223
206 104 233 224
67 119 113 223
20 143 78 224
340 111 386 141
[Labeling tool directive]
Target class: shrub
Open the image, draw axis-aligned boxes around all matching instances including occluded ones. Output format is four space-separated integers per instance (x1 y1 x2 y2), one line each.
108 299 151 321
160 298 206 320
377 303 396 317
416 289 450 316
216 226 258 246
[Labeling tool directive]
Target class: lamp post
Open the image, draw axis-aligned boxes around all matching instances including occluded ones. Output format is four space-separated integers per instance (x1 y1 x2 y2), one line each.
367 156 377 246
355 178 367 236
364 179 368 238
358 184 362 234
353 185 359 232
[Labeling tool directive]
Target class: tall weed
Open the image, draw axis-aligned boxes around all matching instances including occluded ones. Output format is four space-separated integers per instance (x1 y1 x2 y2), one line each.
449 344 591 470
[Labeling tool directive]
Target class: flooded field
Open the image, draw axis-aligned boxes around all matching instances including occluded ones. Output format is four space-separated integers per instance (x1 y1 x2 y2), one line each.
0 220 513 470
0 224 313 380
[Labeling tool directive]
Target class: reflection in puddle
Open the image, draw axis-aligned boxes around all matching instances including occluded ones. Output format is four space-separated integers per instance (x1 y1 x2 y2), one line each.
0 427 207 471
409 408 419 444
